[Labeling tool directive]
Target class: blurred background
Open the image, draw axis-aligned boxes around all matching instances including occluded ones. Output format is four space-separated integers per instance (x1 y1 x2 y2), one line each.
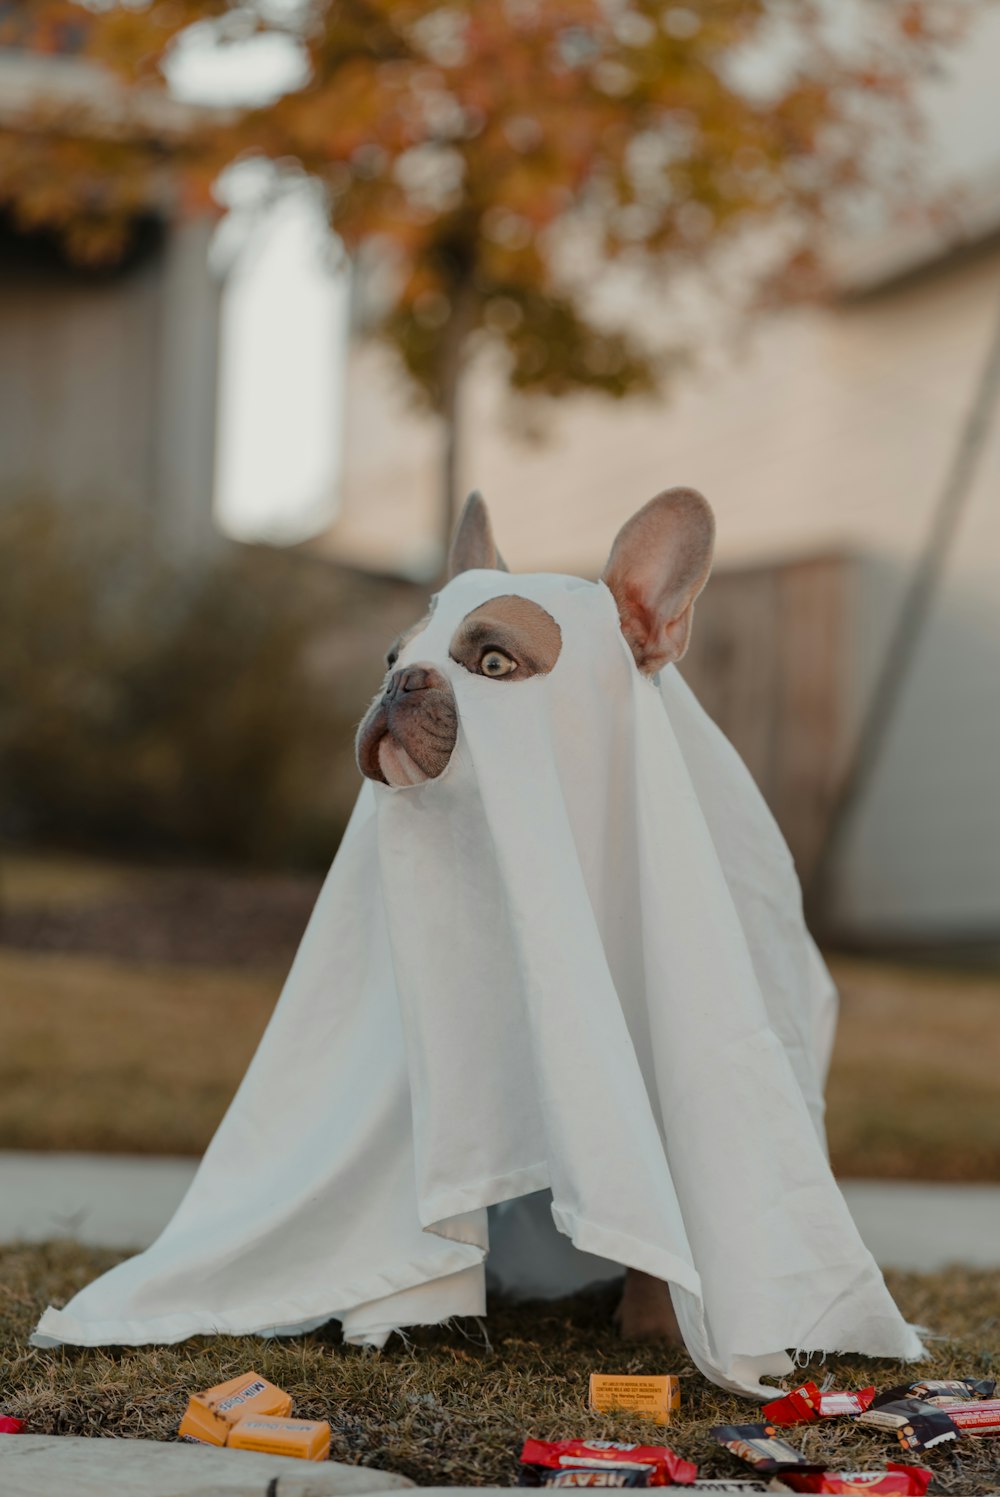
1 0 998 1183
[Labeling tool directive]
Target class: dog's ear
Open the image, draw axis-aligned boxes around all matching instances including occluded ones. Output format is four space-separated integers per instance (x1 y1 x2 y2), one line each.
602 487 715 674
448 491 509 578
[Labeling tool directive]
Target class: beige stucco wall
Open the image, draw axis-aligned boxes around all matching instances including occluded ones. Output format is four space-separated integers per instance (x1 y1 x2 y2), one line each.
0 214 220 555
325 244 1000 941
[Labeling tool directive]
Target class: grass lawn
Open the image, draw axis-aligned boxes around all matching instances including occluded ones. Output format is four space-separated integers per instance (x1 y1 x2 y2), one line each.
824 957 1000 1182
0 947 278 1156
1 939 999 1180
2 1243 999 1491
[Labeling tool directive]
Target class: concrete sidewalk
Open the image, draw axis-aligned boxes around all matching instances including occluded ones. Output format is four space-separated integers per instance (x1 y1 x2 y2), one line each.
0 1152 196 1250
2 1151 999 1271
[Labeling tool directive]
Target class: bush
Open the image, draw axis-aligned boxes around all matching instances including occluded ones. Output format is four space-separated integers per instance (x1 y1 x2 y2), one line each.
0 496 418 866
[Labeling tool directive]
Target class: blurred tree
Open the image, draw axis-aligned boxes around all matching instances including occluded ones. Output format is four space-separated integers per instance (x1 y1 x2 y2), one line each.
0 0 220 263
0 0 961 556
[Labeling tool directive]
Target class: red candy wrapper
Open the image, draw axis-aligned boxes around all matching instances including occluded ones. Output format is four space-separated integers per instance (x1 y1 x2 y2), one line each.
935 1397 1000 1435
781 1464 933 1495
521 1469 655 1488
0 1417 25 1435
519 1440 698 1486
762 1382 877 1426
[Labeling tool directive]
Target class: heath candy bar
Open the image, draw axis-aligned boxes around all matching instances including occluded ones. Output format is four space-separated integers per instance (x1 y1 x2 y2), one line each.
709 1424 822 1475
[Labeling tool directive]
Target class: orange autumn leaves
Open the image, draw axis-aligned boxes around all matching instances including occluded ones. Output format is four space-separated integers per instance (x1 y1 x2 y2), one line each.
0 1 958 402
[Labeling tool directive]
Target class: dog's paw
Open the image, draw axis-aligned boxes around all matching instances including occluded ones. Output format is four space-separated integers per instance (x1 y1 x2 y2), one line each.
614 1269 684 1346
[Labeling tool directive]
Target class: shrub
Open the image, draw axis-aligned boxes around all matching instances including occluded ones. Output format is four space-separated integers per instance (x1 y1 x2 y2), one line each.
0 496 418 866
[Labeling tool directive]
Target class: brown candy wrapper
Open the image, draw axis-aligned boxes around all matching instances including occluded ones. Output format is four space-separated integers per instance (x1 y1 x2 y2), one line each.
857 1399 959 1453
709 1423 822 1474
872 1379 995 1409
680 1485 774 1492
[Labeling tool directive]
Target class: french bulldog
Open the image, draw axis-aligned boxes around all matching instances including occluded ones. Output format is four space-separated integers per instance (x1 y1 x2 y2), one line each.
355 486 715 1343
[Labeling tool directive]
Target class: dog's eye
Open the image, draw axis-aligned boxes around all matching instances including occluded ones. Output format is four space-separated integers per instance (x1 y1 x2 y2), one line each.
385 643 400 670
480 649 517 678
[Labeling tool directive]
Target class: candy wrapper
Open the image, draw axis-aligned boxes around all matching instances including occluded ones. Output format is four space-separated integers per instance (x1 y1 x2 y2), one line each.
857 1399 959 1453
762 1383 876 1426
682 1484 775 1492
709 1424 822 1475
520 1468 656 1487
226 1414 331 1461
0 1417 25 1435
935 1398 1000 1435
588 1374 680 1425
178 1370 293 1446
872 1379 995 1409
519 1440 698 1487
781 1464 932 1495
863 1394 1000 1442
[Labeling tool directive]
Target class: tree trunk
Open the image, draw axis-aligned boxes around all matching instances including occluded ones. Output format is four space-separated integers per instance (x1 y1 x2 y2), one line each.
436 279 476 572
439 364 462 566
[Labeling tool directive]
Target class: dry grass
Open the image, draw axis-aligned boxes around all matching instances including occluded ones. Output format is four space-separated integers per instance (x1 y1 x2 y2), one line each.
2 1243 999 1491
0 850 139 911
0 948 277 1155
825 956 1000 1181
2 939 999 1180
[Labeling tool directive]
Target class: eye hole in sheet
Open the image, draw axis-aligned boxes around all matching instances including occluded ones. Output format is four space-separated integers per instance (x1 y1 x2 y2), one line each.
449 596 563 680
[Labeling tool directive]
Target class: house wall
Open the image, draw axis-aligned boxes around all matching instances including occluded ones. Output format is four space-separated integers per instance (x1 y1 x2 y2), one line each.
839 431 1000 943
324 243 1000 943
0 213 220 554
682 555 853 895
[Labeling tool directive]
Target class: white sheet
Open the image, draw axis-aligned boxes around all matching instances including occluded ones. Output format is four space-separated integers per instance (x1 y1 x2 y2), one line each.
34 570 923 1396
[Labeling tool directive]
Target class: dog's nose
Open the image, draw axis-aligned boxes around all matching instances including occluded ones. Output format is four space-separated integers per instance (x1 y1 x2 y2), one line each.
384 665 433 701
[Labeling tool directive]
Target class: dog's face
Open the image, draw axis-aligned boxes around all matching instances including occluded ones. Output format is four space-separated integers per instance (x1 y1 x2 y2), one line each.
356 488 714 789
356 593 564 786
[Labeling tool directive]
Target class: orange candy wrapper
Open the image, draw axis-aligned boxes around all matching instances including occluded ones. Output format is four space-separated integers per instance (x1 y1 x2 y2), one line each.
227 1414 331 1461
588 1375 680 1426
178 1371 293 1447
177 1370 330 1462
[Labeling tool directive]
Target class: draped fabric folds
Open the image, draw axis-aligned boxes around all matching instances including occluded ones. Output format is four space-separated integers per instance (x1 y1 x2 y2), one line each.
34 571 922 1396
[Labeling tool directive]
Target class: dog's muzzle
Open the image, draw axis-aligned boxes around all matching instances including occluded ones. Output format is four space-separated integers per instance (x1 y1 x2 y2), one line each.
355 663 459 787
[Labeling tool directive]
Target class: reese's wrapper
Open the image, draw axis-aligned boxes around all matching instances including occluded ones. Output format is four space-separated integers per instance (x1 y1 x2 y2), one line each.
872 1378 995 1409
520 1468 655 1488
781 1465 933 1496
519 1440 697 1486
857 1399 959 1453
708 1423 822 1474
762 1382 877 1425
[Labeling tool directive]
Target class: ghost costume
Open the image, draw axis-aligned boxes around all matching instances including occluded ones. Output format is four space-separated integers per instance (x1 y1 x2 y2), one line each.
34 569 923 1396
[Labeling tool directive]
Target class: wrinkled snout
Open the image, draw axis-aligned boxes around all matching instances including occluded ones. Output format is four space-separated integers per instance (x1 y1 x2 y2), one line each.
356 663 459 787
